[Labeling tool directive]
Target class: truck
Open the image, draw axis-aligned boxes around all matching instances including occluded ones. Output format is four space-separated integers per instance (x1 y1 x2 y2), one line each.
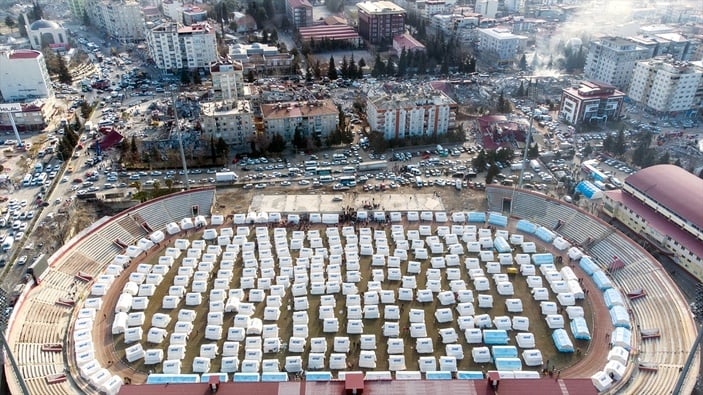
215 172 238 183
2 236 14 252
529 159 541 172
357 160 388 172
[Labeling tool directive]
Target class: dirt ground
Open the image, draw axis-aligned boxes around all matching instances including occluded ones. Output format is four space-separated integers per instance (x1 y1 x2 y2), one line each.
213 184 488 216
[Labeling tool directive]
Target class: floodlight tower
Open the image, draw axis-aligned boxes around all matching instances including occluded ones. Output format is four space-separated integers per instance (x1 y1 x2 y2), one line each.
172 94 190 191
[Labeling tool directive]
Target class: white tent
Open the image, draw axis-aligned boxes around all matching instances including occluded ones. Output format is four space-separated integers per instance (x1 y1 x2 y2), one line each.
446 344 464 360
223 342 240 357
387 338 404 354
474 314 492 328
384 322 400 337
496 282 514 296
125 344 145 363
329 354 347 370
439 328 459 344
506 299 523 313
124 327 142 343
147 327 167 344
522 349 544 367
262 359 280 372
410 323 428 338
285 356 303 372
472 347 491 363
359 351 377 369
308 353 326 370
111 313 128 335
418 356 437 372
557 293 576 306
478 294 493 309
545 315 565 329
512 316 530 331
440 356 458 372
437 291 456 306
205 325 223 341
388 355 406 371
416 338 433 354
192 357 211 373
493 316 512 330
152 313 171 328
126 312 145 327
115 293 133 313
434 308 453 323
465 329 482 344
604 360 626 381
323 318 339 333
168 345 186 360
288 338 306 353
541 302 558 315
458 316 475 330
516 333 535 348
591 371 614 392
144 349 164 365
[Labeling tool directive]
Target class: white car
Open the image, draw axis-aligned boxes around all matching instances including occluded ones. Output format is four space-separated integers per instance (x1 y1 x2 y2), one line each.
61 176 69 183
298 179 310 186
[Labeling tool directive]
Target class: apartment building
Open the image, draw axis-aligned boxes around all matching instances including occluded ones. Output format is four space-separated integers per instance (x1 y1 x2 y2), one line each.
286 0 313 29
146 22 217 70
200 100 255 150
67 0 86 20
210 60 245 101
0 102 48 132
357 1 406 45
583 37 651 90
628 57 703 115
260 100 338 143
474 0 497 19
228 43 294 75
477 28 527 66
629 32 701 62
366 83 457 140
0 50 54 101
86 0 145 42
559 80 625 125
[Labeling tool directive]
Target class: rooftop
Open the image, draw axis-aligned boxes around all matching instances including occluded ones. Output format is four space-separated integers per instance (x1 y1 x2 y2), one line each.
261 99 337 120
368 82 456 110
478 28 527 40
288 0 313 9
393 33 426 51
5 49 42 59
563 80 625 100
201 100 252 116
357 1 406 14
29 19 60 30
624 164 703 232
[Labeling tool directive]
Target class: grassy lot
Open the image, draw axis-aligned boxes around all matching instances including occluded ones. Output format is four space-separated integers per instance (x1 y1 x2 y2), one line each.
112 222 592 375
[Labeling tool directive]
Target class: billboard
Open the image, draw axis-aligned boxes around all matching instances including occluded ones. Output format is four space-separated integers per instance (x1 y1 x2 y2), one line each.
0 104 22 112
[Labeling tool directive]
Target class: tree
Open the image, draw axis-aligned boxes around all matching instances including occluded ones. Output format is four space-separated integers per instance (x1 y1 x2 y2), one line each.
80 101 92 119
327 56 338 80
246 69 255 83
527 143 539 159
17 15 27 37
313 60 321 80
519 54 527 71
516 81 526 97
485 163 500 184
582 143 593 157
5 16 16 33
31 1 43 21
293 126 306 150
210 136 217 164
193 70 202 85
614 129 627 155
357 58 366 78
657 151 670 164
268 133 286 153
340 56 348 79
371 54 384 77
57 54 72 85
165 178 174 190
180 69 191 84
130 135 139 161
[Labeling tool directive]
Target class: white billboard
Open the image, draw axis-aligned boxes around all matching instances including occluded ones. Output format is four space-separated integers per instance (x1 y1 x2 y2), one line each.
0 103 21 112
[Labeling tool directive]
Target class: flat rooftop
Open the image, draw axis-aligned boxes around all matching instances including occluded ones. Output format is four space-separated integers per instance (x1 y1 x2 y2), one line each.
249 193 445 214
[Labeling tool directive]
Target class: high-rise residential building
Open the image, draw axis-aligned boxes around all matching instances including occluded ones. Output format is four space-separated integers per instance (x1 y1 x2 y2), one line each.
210 60 245 101
559 80 625 125
260 100 338 142
477 28 527 66
67 0 86 20
357 1 406 45
0 49 54 101
366 83 457 140
146 22 217 70
474 0 497 18
286 0 313 29
628 57 703 115
584 36 651 90
629 32 701 62
86 0 145 42
228 43 294 75
200 100 255 150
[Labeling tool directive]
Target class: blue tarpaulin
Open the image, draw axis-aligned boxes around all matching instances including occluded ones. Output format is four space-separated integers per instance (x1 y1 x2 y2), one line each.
234 373 260 382
146 374 200 384
592 271 613 291
457 371 484 380
603 289 625 309
483 330 509 345
493 236 511 253
426 371 453 380
305 372 332 381
534 226 556 243
552 329 575 352
495 357 522 371
570 317 592 340
609 306 631 329
575 180 604 200
488 212 508 227
516 220 538 234
579 256 599 275
261 373 289 382
468 212 486 223
532 253 554 266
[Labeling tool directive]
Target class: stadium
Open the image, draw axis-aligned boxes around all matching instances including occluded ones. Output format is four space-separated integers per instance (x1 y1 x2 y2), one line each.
3 182 698 394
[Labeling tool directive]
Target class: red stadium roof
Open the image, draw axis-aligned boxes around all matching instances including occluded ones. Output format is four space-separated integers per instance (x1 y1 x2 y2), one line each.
624 164 703 231
8 50 41 59
298 25 359 41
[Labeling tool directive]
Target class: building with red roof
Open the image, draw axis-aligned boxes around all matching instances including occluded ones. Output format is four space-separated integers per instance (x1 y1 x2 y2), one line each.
0 101 48 132
559 80 625 125
298 25 362 46
602 164 703 279
392 33 426 56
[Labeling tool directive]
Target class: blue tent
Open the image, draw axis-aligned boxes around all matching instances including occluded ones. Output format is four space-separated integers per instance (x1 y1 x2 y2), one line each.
609 305 631 329
575 181 604 200
552 329 575 352
532 253 554 266
603 289 625 309
493 236 511 253
483 330 509 345
488 212 508 227
261 372 289 382
305 372 332 381
468 212 486 223
579 256 599 275
146 374 200 384
457 371 484 380
592 271 613 291
516 220 538 234
570 317 592 340
495 358 523 371
233 373 260 382
492 346 518 359
534 226 556 243
426 371 453 380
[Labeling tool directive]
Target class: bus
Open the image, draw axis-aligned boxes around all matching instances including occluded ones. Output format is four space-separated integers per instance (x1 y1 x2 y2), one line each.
316 167 332 176
342 166 356 174
319 175 334 183
339 176 357 187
